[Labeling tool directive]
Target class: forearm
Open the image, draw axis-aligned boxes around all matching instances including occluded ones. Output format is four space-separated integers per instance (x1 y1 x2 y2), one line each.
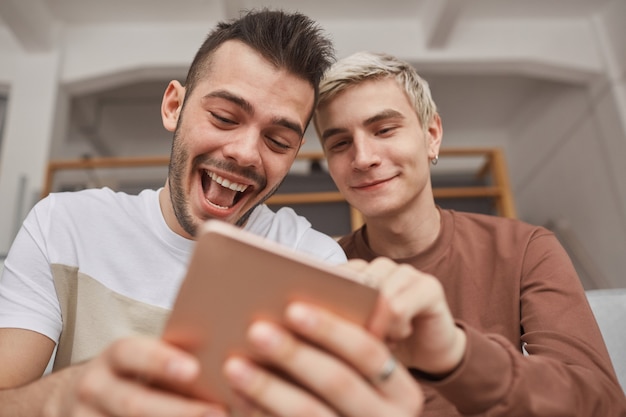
424 324 626 416
0 366 78 417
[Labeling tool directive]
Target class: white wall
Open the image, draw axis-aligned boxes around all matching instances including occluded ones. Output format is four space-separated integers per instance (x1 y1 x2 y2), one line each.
1 1 626 288
510 84 626 288
509 2 626 288
0 50 62 251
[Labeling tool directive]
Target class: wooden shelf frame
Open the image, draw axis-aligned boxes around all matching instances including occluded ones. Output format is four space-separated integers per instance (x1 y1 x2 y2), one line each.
431 147 517 220
41 148 516 231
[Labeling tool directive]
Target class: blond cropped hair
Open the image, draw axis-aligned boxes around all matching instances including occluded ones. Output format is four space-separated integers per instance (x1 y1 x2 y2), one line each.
315 51 437 132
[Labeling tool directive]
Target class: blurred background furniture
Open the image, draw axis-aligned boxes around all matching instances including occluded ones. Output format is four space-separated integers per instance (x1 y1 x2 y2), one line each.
586 288 626 394
40 147 516 237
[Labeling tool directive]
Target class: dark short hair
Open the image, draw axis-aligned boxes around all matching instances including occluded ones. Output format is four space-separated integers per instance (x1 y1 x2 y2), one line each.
185 8 335 109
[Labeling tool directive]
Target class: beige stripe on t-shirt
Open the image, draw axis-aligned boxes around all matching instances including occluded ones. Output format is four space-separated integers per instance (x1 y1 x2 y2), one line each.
51 264 170 370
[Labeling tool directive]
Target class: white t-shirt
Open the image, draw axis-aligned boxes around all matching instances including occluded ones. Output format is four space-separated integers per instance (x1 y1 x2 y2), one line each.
0 187 346 367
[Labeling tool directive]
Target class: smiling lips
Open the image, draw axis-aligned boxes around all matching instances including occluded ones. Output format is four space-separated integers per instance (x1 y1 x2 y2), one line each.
202 170 250 209
353 177 390 189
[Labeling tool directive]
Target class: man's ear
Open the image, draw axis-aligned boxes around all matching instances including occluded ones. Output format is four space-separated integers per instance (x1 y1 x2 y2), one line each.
426 113 443 159
161 80 185 132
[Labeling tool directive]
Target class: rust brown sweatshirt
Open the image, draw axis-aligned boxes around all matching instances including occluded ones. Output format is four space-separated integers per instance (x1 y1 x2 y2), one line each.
339 209 626 416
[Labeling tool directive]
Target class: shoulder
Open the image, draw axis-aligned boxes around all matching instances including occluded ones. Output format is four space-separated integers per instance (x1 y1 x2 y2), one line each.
339 227 379 262
337 228 365 259
443 210 567 266
41 187 156 216
244 205 309 237
446 209 551 241
42 187 146 208
27 188 159 239
245 205 346 264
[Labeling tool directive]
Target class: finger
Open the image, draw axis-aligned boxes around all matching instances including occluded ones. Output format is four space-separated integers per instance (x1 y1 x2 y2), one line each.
359 260 420 340
78 357 225 417
104 337 200 387
378 263 419 298
336 259 371 285
366 262 443 340
283 304 422 410
364 257 408 290
62 402 102 417
380 274 426 340
341 257 405 289
338 258 369 273
223 355 336 417
97 378 226 417
250 321 382 416
367 295 394 340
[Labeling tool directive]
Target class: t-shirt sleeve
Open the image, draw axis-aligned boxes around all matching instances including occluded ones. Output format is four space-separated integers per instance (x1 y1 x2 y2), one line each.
296 228 347 265
0 197 62 342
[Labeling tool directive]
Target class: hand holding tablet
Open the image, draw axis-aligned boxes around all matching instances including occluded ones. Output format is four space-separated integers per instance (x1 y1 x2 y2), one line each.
161 220 379 407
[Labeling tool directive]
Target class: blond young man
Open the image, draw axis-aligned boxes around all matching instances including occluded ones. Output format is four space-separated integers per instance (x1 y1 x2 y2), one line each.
314 51 626 416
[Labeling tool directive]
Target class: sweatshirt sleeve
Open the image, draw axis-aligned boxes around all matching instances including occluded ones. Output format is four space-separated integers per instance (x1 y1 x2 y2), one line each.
422 322 626 416
421 231 626 416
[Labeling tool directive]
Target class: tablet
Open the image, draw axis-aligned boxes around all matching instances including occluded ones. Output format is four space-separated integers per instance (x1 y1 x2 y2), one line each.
161 219 379 407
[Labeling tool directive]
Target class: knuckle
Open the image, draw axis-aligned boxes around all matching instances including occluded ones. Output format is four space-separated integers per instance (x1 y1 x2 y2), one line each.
107 338 132 360
396 262 413 272
406 391 425 415
354 336 382 360
397 263 420 280
387 300 405 321
371 256 394 268
290 400 336 417
346 258 368 269
396 378 425 414
425 274 445 295
245 368 272 399
75 369 103 403
319 368 357 396
118 392 145 417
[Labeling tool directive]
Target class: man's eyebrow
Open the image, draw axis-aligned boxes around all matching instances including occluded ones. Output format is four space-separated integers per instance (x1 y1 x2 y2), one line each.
321 109 404 141
272 116 304 138
203 90 253 114
321 127 348 141
363 109 404 126
202 90 304 138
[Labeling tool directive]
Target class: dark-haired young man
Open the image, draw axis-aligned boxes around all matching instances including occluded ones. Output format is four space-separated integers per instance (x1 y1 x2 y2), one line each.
0 11 423 417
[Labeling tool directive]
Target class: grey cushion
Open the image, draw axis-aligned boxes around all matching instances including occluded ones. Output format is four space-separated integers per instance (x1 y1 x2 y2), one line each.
586 288 626 393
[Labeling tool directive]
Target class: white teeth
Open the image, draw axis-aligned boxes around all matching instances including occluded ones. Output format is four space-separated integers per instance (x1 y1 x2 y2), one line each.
207 200 229 210
207 171 249 192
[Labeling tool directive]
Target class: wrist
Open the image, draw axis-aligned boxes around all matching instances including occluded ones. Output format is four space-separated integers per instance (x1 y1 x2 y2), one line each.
414 326 467 380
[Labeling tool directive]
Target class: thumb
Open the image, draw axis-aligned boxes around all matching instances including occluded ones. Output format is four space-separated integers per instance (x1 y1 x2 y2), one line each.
366 295 393 340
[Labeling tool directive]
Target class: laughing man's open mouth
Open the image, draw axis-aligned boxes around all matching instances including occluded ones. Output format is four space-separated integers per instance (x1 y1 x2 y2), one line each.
201 169 250 209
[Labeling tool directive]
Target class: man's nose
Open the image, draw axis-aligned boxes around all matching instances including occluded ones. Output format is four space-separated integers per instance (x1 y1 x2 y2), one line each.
222 129 262 167
352 135 381 171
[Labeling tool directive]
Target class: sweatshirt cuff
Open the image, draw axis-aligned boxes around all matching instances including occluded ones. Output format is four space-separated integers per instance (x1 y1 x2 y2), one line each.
410 321 514 415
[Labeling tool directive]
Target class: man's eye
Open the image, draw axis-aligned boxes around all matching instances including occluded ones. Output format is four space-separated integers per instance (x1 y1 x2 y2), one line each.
267 136 292 151
377 126 395 136
327 140 349 152
210 112 236 125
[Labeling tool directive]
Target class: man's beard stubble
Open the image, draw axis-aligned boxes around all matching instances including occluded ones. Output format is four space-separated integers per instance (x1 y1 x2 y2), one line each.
166 128 284 236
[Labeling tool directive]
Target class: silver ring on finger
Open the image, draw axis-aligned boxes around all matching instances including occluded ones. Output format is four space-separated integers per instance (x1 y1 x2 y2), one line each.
371 356 397 385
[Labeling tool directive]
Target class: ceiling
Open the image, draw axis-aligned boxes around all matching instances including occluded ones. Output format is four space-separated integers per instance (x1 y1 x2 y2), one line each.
0 0 619 157
8 0 612 24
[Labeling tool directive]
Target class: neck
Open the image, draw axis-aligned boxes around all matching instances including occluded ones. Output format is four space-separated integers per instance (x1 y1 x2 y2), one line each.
363 201 441 259
159 182 193 239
